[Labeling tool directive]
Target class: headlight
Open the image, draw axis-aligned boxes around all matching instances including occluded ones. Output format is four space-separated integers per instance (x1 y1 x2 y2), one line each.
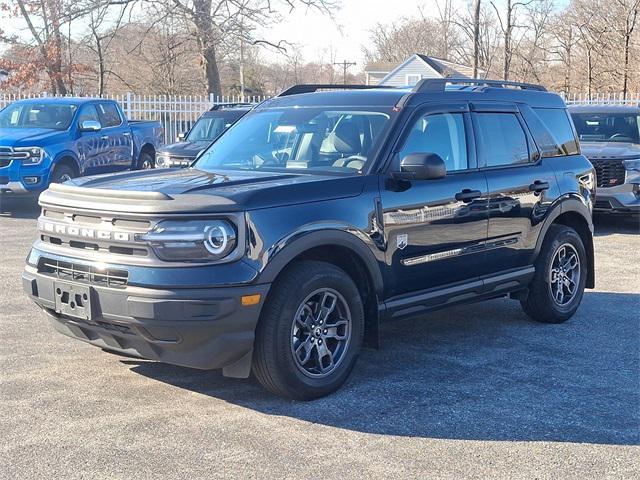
137 219 238 262
156 155 169 167
623 158 640 172
15 147 45 165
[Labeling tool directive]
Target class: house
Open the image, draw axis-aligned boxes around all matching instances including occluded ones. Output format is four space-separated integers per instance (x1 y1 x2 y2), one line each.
364 54 478 87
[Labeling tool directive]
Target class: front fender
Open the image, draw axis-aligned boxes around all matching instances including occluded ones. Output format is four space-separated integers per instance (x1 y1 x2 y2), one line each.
256 227 385 297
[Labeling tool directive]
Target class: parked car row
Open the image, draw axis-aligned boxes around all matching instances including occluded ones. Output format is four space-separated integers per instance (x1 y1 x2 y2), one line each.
0 99 254 195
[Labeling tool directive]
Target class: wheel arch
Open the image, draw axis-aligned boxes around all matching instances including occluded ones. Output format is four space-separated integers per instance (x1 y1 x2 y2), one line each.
258 229 384 348
52 153 80 177
536 197 595 289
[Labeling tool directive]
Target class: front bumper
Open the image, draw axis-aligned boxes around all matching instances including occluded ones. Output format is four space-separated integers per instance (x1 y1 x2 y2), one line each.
0 159 50 193
22 264 270 375
594 181 640 215
155 155 195 168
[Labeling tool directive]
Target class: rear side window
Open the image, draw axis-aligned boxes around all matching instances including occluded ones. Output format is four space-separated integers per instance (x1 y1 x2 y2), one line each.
97 103 122 127
532 108 579 156
474 113 529 167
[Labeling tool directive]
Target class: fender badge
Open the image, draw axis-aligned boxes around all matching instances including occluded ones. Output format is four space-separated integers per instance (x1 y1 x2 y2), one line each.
397 234 408 250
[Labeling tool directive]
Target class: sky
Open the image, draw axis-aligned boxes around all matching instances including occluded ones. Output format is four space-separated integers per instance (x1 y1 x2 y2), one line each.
258 0 436 66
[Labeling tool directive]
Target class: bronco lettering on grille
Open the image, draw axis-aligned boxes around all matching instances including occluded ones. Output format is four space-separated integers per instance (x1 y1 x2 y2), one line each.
39 221 132 242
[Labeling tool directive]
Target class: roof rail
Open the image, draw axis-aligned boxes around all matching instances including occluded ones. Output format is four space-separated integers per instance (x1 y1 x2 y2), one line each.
277 84 392 97
209 102 255 110
413 77 547 93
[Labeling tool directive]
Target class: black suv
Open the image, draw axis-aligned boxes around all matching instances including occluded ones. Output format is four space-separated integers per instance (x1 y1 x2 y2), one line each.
23 80 596 400
156 103 253 168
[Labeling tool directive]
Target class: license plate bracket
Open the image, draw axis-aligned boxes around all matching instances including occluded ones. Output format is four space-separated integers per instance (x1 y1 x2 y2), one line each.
54 282 92 321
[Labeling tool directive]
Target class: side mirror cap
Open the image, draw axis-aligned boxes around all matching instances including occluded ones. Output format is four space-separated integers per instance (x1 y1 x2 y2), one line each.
79 120 101 132
395 152 446 180
177 132 186 141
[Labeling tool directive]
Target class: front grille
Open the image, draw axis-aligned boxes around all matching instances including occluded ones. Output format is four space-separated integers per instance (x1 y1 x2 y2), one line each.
0 146 28 167
38 257 129 287
589 158 626 188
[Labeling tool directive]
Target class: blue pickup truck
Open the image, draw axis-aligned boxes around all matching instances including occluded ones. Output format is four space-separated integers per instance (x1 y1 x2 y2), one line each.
0 97 163 194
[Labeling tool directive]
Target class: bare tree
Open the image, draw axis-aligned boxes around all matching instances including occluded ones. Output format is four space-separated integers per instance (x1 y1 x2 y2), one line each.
158 0 337 96
473 0 481 77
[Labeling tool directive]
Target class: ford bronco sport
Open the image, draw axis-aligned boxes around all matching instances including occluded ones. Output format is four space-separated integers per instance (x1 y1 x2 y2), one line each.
23 79 596 400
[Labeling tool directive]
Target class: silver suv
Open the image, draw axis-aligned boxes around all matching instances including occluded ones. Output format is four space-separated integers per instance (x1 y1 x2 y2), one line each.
569 105 640 216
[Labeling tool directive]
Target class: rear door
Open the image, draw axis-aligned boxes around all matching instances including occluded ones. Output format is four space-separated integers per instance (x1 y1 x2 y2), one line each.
471 102 561 273
380 102 489 298
97 102 132 171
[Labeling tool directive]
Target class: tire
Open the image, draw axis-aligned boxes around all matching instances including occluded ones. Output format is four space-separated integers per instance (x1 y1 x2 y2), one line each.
50 164 76 184
252 260 364 400
137 151 155 170
520 224 587 324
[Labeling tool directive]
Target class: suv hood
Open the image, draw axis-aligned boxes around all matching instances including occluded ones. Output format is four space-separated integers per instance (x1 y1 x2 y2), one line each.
580 141 640 160
41 168 366 214
157 141 210 158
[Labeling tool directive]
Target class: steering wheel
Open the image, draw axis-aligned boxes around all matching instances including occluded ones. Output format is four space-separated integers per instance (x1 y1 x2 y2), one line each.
609 133 630 140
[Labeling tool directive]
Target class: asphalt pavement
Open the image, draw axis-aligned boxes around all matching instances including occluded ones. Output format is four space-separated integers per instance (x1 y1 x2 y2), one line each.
0 195 638 479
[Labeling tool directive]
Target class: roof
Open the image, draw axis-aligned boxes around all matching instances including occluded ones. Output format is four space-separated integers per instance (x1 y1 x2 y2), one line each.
365 54 479 79
568 104 640 113
11 97 106 105
259 83 564 110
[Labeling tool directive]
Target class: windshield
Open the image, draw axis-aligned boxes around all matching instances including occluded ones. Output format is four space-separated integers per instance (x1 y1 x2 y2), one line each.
570 112 640 144
187 112 243 141
193 107 392 174
0 102 77 130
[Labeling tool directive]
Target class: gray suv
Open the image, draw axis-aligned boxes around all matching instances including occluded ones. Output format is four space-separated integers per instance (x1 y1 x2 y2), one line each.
569 105 640 216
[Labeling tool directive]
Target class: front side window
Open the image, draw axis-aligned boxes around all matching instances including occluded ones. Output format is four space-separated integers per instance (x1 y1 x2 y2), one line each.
194 107 392 174
474 113 529 167
77 105 101 126
399 112 468 172
0 103 77 130
570 111 640 144
97 103 122 127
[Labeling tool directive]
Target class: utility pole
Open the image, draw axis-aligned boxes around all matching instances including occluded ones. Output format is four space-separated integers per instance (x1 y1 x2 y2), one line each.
473 0 481 78
333 60 356 84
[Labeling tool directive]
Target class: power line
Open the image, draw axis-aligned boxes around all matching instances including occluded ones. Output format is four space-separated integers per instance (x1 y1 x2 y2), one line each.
333 60 356 84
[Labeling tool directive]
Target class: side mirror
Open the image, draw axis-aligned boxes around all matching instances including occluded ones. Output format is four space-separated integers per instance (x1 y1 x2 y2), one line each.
395 152 446 180
79 120 101 132
177 132 186 141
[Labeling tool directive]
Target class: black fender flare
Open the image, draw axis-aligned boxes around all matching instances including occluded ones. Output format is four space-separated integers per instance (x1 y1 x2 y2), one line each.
257 228 385 298
534 194 595 288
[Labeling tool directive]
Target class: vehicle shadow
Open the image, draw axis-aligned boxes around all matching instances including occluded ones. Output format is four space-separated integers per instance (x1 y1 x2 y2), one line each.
125 290 639 446
594 214 639 236
0 195 40 219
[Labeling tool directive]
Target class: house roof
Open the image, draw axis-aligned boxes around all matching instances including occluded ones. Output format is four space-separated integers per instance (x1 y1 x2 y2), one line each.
365 54 479 79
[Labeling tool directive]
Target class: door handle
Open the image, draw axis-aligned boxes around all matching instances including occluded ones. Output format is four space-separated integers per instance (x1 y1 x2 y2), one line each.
101 135 109 141
529 180 550 192
123 132 131 137
455 189 482 203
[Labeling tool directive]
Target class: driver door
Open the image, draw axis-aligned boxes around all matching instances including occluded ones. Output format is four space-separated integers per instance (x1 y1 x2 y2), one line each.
76 104 107 176
380 103 489 298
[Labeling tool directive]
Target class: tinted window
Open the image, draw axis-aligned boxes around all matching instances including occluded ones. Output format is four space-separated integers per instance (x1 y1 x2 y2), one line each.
533 108 579 155
77 105 101 126
194 108 392 174
474 113 529 167
399 113 468 172
570 111 640 144
97 103 122 127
